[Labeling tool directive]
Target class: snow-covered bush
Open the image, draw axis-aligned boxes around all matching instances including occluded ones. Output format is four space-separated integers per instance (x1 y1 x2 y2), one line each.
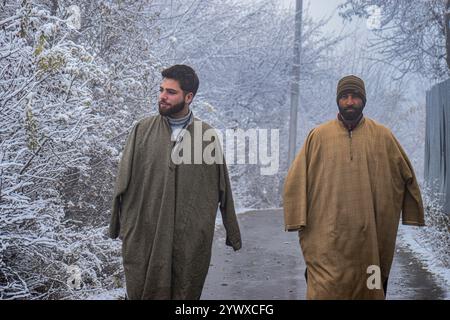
0 0 121 299
418 185 450 268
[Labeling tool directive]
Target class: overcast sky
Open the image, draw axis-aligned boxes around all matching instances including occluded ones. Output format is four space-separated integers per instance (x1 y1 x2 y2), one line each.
281 0 367 35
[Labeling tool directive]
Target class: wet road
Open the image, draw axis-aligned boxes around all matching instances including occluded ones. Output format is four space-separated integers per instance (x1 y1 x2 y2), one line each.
202 209 446 300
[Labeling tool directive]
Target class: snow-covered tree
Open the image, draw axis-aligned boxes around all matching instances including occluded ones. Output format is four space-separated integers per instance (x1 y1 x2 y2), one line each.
0 0 120 299
56 0 164 225
339 0 450 80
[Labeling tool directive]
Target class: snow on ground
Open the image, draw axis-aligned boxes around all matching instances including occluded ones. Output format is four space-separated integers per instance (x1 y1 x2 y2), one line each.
84 288 126 300
397 224 450 299
235 207 258 214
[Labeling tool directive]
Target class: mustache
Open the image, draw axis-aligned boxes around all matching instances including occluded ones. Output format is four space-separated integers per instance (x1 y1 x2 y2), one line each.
342 106 361 111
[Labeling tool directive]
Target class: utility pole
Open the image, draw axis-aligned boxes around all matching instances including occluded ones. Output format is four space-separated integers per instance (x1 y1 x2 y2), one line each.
445 0 450 70
288 0 303 165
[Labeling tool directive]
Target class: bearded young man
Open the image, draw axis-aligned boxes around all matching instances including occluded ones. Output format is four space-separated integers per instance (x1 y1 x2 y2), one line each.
109 65 241 299
283 75 425 300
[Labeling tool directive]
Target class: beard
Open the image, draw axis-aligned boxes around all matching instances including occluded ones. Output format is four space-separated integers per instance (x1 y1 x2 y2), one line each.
338 105 363 121
158 100 185 117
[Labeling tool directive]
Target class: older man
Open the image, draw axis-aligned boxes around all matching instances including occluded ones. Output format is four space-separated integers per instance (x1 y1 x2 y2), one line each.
283 75 425 299
110 65 241 299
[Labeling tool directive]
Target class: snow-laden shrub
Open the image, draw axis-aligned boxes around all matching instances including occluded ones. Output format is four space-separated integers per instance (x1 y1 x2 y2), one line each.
0 220 123 300
417 185 450 268
0 1 122 299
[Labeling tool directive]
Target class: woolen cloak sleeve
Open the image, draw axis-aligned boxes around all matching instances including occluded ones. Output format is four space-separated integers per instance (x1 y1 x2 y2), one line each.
283 129 315 232
391 134 425 226
219 160 242 251
109 123 139 239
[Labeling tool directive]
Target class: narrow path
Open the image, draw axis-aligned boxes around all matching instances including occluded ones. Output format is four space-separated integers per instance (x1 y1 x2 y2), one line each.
202 209 446 300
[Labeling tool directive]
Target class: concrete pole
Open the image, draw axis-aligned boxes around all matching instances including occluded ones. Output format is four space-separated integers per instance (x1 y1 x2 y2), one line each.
445 0 450 70
288 0 303 165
